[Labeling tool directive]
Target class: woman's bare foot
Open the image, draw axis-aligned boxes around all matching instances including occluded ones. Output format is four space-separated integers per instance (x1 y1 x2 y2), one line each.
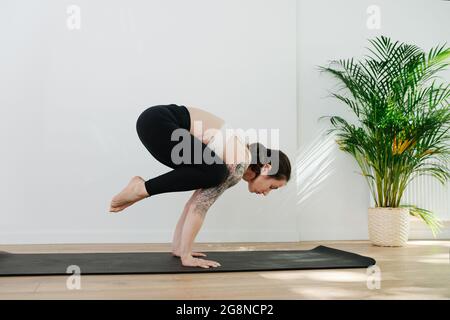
171 249 207 258
109 176 149 213
181 256 221 269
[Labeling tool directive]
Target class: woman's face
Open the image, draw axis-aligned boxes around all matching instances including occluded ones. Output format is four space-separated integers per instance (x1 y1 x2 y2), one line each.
247 164 287 196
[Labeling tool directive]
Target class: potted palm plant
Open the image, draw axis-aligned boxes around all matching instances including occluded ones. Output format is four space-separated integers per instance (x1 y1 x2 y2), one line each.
320 35 450 246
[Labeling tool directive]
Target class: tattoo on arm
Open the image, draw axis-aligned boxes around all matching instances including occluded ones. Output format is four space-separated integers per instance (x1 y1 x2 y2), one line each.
189 162 249 217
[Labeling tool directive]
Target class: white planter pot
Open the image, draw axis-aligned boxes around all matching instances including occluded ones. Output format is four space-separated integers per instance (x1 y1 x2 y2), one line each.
368 207 410 247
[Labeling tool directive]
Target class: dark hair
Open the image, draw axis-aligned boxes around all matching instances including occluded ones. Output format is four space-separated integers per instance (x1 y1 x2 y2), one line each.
246 142 291 182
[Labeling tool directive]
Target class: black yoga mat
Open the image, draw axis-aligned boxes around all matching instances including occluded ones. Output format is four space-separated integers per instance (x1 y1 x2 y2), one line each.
0 246 376 276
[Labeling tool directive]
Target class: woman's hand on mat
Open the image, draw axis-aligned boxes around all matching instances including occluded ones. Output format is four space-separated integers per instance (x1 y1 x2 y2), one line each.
181 256 221 269
171 250 207 258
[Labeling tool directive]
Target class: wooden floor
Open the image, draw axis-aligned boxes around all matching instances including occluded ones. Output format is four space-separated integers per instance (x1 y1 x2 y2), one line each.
0 240 449 299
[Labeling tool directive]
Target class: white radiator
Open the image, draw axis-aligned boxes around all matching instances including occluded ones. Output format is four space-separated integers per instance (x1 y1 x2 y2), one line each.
402 175 449 221
402 174 450 239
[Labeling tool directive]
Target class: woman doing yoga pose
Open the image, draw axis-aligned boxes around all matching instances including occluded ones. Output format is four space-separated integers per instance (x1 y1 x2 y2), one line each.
109 104 291 269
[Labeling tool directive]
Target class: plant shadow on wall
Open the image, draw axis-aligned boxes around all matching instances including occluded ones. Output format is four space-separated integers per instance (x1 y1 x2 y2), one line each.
295 129 338 206
319 35 450 246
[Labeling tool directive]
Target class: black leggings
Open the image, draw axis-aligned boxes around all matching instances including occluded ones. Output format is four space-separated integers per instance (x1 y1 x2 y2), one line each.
136 104 229 197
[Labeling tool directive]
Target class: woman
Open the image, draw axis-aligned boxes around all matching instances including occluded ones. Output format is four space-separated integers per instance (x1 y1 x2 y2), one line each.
109 104 291 269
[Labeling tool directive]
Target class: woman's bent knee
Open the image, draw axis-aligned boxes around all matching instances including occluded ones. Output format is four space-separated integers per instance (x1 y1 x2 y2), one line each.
204 164 229 187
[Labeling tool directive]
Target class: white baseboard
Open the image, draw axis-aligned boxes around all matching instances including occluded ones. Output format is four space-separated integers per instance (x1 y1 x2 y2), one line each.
2 224 447 245
0 229 299 245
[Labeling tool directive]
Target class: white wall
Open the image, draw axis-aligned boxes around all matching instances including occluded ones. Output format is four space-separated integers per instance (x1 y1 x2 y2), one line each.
1 0 448 245
0 0 297 244
296 0 450 240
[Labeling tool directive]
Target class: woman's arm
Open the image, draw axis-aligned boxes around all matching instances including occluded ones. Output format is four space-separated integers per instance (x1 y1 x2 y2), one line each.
176 159 247 258
176 183 236 269
178 204 208 260
178 187 226 259
172 190 209 257
175 160 246 268
171 190 196 253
